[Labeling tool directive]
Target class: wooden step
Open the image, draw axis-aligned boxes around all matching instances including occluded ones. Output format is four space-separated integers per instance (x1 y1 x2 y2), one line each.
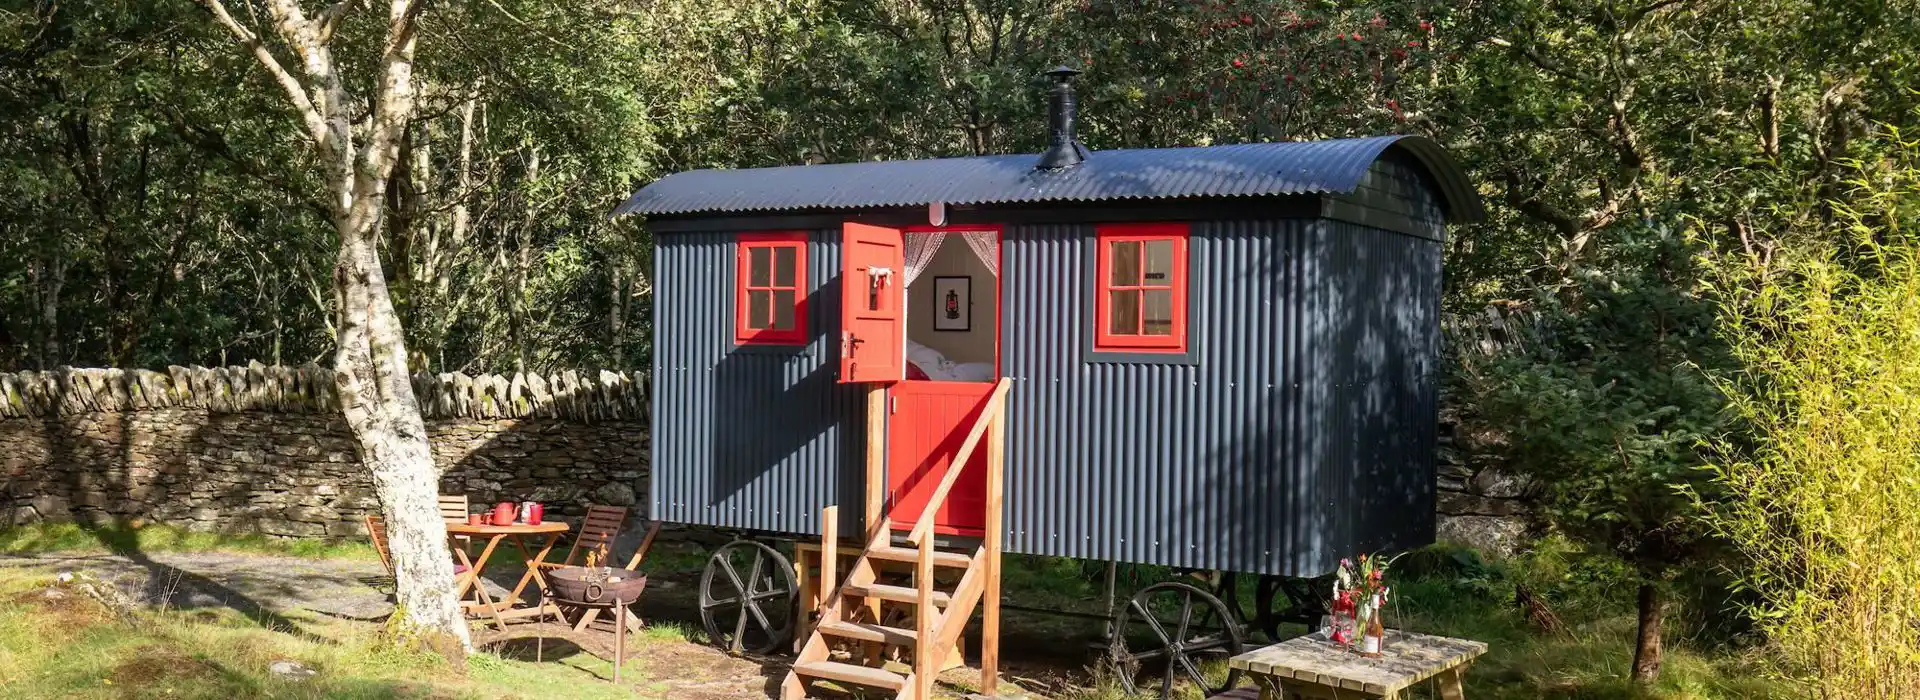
790 660 906 691
867 545 972 568
816 619 918 646
843 583 951 606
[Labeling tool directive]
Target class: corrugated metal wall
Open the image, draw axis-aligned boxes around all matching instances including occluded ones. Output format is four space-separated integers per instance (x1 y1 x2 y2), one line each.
1001 218 1440 577
650 229 866 536
649 202 1441 575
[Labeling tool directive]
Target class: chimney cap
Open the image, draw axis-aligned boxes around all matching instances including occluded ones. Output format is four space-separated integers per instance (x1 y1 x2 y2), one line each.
1044 66 1082 81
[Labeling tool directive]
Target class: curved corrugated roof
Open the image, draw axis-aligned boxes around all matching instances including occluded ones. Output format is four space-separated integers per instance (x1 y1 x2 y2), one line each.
616 134 1485 223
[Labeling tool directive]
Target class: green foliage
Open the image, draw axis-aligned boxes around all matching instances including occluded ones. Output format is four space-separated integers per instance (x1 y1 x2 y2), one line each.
6 0 1920 370
0 522 374 560
1699 127 1920 696
1460 226 1731 581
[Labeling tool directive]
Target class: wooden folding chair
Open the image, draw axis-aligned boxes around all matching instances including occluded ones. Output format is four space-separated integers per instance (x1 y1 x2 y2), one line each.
365 514 394 578
571 521 662 634
437 494 471 522
439 494 472 554
533 505 630 573
367 514 483 607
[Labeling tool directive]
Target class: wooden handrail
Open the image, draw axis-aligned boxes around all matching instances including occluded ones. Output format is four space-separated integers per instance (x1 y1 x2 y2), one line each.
908 377 1013 545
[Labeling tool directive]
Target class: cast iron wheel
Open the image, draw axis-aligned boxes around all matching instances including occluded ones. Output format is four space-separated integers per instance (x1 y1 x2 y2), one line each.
1107 581 1246 699
1252 574 1329 641
698 540 797 655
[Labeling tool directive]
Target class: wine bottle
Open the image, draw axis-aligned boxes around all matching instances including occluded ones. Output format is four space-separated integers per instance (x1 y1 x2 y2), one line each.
1362 600 1385 655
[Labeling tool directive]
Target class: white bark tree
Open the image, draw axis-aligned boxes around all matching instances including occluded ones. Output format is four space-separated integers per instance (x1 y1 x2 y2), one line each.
194 0 468 650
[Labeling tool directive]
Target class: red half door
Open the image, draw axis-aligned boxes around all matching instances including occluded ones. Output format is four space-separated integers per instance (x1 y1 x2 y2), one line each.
840 223 906 383
886 381 992 537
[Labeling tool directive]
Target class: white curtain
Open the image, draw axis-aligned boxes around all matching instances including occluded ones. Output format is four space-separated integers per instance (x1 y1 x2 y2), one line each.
904 230 999 287
903 231 947 287
958 231 998 276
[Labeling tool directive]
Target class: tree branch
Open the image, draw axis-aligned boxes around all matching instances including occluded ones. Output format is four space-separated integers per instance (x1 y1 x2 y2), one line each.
1621 0 1692 28
316 0 358 43
365 0 425 174
193 0 328 144
1501 170 1581 237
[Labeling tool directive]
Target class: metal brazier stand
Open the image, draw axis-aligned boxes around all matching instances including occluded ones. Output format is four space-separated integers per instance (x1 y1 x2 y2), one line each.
541 566 648 683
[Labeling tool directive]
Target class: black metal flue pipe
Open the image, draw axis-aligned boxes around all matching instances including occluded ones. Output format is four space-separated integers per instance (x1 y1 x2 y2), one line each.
1035 66 1088 170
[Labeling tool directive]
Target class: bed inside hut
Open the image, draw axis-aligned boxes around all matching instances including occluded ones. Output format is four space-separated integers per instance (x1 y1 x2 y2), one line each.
901 228 998 383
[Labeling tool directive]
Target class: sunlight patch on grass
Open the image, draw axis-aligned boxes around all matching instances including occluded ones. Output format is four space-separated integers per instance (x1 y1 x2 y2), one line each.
0 565 670 699
0 522 375 561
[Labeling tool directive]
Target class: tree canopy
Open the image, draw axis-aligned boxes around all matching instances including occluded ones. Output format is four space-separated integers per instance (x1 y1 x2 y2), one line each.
4 0 1915 373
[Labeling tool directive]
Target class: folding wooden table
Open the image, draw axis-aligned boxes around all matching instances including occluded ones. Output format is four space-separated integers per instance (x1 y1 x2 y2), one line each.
445 520 571 629
1228 630 1486 699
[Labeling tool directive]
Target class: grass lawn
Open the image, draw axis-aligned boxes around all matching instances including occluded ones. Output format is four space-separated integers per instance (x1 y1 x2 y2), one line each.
996 550 1801 700
0 524 1803 699
0 563 765 700
0 522 376 561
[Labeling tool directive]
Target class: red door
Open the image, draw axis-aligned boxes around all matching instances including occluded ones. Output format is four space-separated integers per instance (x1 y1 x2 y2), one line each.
886 381 992 537
840 223 906 383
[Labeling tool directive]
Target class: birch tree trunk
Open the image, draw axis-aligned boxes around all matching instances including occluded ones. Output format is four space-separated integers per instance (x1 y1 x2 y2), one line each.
197 0 469 652
608 261 626 368
29 257 66 369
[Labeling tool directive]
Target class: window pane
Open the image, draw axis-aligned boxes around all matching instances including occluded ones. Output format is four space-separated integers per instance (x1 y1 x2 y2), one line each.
749 247 771 287
772 290 797 330
1109 290 1141 336
773 246 797 287
1143 239 1174 285
1143 289 1175 336
1110 241 1141 286
748 290 772 330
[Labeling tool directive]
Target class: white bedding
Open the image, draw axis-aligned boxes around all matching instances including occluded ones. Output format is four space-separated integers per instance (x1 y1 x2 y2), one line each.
906 340 995 382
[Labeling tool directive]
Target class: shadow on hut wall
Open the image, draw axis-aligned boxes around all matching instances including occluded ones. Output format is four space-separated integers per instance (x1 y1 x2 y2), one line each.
701 236 863 535
1196 219 1438 579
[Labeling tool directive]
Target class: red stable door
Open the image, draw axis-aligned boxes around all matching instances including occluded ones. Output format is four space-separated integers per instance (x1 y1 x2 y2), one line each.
839 221 1000 538
885 380 992 537
839 223 906 384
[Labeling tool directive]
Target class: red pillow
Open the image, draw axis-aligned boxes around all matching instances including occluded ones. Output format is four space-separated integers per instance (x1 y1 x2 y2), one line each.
906 363 930 381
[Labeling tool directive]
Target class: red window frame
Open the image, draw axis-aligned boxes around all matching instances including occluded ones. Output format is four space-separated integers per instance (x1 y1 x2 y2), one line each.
734 231 809 345
1094 223 1188 353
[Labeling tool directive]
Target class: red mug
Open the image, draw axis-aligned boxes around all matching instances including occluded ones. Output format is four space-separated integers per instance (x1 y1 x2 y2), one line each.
525 502 544 526
466 513 483 526
490 502 516 526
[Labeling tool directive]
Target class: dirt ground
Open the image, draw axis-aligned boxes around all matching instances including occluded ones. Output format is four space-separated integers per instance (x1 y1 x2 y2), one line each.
0 547 1110 699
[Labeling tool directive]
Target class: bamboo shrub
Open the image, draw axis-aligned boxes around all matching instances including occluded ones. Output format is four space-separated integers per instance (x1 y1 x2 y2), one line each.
1703 134 1920 698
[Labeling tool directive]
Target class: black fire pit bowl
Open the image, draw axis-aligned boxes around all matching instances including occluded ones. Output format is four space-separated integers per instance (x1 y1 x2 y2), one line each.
547 566 648 605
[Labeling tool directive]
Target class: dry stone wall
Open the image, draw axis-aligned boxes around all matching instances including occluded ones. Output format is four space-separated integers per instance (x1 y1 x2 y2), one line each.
1433 306 1544 555
2 351 1532 554
0 365 647 538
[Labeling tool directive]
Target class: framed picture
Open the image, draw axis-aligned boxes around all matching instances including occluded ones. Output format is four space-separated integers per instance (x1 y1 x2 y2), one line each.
932 276 971 331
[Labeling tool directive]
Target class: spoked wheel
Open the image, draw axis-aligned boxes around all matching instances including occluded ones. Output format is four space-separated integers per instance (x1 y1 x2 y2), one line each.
698 540 797 655
1108 581 1246 699
1253 574 1328 641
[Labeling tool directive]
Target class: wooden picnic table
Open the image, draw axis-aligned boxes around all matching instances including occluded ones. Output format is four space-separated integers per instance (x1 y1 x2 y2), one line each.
446 520 570 629
1228 630 1487 700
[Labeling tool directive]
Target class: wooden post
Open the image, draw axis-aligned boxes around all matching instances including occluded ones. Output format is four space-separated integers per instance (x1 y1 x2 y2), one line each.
981 395 1006 696
914 538 935 700
866 385 886 541
792 544 813 654
820 506 839 627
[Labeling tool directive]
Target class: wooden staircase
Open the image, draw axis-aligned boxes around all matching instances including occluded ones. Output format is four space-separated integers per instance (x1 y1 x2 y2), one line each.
783 379 1011 700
